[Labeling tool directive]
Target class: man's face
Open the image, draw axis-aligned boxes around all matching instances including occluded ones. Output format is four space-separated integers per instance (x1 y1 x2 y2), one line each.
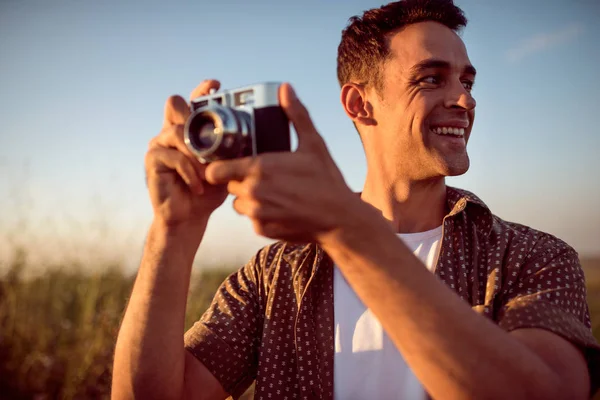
367 21 476 180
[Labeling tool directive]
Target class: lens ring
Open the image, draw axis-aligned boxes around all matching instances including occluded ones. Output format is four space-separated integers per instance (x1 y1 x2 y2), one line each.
187 114 221 152
184 105 252 162
184 107 227 161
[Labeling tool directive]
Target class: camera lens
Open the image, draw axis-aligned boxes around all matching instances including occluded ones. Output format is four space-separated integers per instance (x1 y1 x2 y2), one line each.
184 105 252 163
190 118 218 150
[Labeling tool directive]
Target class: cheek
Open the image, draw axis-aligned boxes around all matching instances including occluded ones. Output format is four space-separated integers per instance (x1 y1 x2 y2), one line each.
376 91 436 140
397 90 431 128
413 92 437 120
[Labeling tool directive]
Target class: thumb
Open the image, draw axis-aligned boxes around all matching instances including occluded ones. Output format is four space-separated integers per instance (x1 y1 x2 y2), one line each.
279 83 324 153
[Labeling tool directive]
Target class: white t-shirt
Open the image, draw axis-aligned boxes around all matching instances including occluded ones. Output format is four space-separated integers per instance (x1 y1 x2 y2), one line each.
333 225 443 400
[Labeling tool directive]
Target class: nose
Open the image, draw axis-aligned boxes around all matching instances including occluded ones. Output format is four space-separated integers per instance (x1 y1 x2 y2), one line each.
444 80 476 111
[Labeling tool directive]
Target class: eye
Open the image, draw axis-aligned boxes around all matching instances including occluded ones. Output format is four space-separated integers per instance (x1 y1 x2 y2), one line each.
462 79 475 92
420 75 442 85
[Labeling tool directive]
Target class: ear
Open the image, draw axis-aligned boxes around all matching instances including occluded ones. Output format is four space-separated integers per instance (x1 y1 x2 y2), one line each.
340 83 376 128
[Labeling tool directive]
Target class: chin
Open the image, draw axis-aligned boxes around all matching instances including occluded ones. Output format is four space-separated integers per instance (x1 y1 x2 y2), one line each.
439 157 470 177
447 166 469 177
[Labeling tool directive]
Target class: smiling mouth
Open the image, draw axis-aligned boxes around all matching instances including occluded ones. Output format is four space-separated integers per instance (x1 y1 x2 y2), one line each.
430 126 465 137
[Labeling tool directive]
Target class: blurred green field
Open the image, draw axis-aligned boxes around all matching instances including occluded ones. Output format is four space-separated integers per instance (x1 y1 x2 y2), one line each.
1 249 599 399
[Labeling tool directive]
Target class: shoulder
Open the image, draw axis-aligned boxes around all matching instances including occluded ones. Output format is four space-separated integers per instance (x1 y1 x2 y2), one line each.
448 186 580 270
449 186 579 263
489 214 579 266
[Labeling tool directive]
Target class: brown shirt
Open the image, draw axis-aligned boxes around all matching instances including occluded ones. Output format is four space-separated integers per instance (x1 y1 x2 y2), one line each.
184 186 600 399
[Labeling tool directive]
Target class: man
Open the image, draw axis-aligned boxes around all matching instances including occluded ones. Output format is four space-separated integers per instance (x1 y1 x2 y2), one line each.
112 0 599 399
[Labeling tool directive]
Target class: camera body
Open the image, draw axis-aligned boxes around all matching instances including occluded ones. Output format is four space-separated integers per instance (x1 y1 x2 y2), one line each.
184 82 291 163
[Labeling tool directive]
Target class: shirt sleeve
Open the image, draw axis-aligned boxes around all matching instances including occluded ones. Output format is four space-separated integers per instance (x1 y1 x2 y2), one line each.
496 241 600 393
184 249 265 399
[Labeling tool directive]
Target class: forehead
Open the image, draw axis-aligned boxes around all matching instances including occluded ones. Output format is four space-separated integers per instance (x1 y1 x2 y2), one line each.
387 21 471 72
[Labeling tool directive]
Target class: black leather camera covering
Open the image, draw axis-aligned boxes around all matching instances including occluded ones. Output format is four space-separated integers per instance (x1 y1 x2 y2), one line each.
254 106 291 154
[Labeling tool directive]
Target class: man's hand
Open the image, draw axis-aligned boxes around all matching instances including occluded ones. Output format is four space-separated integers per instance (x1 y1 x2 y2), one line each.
205 83 363 243
145 79 228 231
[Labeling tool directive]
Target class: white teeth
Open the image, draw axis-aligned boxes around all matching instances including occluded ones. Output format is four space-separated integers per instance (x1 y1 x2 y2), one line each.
431 127 465 136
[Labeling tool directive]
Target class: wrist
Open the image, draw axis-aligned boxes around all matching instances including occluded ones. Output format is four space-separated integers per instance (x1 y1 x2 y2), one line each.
149 216 208 252
318 196 393 250
152 214 209 235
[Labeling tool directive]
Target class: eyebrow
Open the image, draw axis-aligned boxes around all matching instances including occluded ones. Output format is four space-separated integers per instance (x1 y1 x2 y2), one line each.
409 58 477 77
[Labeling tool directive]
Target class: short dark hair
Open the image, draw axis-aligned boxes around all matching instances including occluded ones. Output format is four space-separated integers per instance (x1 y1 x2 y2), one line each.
337 0 467 91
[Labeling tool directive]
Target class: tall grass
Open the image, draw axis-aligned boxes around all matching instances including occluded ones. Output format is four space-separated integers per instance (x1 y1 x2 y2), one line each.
0 247 232 399
1 247 599 399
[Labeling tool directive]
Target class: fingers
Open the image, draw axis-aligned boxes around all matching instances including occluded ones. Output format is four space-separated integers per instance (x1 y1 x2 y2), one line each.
205 157 255 185
162 79 221 129
233 197 266 219
149 124 207 189
149 124 196 161
145 147 204 194
149 79 222 197
163 95 191 129
232 197 288 224
278 83 324 152
190 79 220 101
229 178 283 221
227 180 248 198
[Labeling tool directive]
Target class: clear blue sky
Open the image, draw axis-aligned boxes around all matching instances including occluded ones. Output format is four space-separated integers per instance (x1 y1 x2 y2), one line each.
1 0 599 271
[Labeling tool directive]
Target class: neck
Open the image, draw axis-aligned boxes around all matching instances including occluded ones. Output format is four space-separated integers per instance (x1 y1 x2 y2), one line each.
360 170 448 234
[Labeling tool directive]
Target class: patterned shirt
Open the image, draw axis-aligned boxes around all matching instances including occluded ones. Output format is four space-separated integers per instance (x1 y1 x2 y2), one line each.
184 186 600 399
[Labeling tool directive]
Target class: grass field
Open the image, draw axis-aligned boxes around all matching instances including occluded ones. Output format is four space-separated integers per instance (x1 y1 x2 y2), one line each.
1 249 599 399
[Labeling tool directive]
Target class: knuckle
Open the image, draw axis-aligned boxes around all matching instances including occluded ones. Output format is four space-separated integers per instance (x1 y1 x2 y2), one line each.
148 137 158 149
144 149 164 172
247 202 262 219
227 180 238 195
246 179 262 199
145 147 160 161
165 95 185 109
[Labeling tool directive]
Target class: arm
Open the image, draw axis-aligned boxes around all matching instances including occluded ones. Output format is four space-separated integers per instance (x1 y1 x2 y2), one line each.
112 80 230 400
112 219 228 400
320 204 590 400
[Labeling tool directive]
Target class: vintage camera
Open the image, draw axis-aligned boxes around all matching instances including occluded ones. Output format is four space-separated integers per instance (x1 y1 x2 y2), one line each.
184 82 291 163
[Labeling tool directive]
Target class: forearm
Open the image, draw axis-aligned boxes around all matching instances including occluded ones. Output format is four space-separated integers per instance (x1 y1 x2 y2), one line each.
321 209 561 400
112 218 207 400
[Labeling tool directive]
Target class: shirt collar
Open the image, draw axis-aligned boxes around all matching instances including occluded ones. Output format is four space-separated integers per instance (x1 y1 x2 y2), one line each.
445 186 493 235
284 186 494 269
